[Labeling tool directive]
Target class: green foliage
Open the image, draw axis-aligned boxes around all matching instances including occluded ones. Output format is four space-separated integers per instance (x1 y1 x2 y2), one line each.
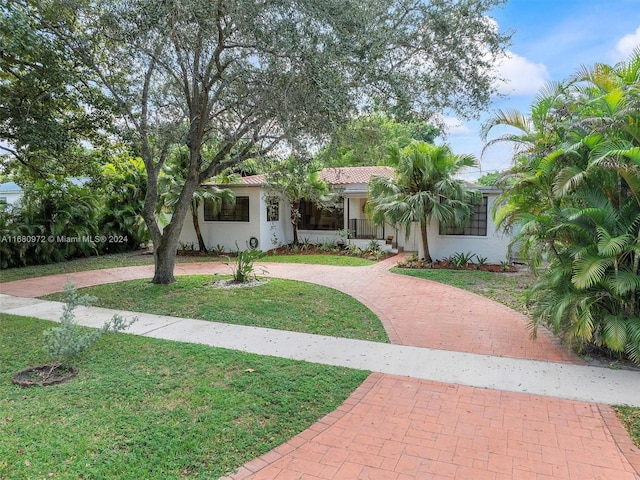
265 156 336 245
0 180 102 268
317 112 440 167
449 252 477 267
99 156 149 252
367 141 480 262
476 172 501 186
484 50 640 363
0 1 112 179
42 283 136 369
226 246 267 283
0 160 151 268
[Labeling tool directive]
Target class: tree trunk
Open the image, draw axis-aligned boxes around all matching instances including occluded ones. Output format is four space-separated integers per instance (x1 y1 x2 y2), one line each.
419 220 432 262
148 177 200 284
192 205 207 252
291 202 300 245
152 236 178 284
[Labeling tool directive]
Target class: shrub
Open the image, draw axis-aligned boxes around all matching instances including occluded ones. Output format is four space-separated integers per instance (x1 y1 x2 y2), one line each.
43 283 136 371
226 245 266 283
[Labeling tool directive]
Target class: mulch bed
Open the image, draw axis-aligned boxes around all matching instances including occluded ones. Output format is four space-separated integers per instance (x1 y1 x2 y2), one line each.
12 364 78 387
397 258 517 272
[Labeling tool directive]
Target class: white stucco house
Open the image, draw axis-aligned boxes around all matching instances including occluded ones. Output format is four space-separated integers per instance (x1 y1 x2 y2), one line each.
178 166 511 263
0 182 24 206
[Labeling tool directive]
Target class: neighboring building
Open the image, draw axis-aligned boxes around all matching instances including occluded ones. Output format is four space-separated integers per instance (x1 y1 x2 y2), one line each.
0 182 23 206
178 166 511 263
0 178 91 207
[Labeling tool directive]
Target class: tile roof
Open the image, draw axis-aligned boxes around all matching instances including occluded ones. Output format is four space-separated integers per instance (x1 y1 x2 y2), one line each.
226 166 395 187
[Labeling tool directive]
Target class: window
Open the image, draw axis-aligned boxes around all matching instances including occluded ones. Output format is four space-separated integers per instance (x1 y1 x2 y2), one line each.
266 197 279 221
299 198 344 230
439 196 488 236
204 196 249 222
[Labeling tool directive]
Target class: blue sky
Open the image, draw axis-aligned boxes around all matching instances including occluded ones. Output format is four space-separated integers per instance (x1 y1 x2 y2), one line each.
446 0 640 180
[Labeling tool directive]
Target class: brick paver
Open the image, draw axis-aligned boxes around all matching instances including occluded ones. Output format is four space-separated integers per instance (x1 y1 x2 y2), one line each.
1 254 638 479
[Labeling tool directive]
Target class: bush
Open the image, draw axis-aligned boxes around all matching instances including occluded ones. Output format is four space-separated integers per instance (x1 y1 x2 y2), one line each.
43 283 136 370
226 246 266 283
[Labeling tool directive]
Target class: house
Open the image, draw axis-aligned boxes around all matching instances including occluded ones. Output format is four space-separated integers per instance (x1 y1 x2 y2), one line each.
178 166 511 263
0 182 23 206
0 178 91 207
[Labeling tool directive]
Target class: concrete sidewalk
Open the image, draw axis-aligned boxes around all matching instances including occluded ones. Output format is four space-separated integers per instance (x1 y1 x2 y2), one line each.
1 294 639 407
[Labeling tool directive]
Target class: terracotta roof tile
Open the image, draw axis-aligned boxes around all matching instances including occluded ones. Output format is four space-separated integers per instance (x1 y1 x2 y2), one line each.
232 166 394 187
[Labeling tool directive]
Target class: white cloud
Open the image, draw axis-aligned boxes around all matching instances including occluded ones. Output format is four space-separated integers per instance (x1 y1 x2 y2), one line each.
495 51 549 96
442 117 471 135
615 25 640 60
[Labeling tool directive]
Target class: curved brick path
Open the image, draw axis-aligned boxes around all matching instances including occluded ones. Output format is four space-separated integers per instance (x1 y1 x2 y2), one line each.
1 255 638 479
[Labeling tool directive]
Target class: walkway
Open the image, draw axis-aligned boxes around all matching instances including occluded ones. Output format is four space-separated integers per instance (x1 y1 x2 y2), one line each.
1 256 639 479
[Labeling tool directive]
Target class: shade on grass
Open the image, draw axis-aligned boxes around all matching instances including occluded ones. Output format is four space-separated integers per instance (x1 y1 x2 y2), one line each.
0 315 369 479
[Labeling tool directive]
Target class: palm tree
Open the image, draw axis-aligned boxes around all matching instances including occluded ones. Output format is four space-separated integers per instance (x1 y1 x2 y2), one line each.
487 50 640 363
367 141 479 262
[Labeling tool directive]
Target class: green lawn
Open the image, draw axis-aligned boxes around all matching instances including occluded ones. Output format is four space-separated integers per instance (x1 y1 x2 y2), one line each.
0 314 369 479
44 275 389 343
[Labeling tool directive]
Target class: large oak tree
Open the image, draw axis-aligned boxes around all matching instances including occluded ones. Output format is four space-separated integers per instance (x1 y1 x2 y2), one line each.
9 0 508 284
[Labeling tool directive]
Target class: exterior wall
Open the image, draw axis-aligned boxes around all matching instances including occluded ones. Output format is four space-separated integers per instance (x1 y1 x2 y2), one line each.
0 190 23 206
179 186 510 262
425 194 509 264
179 186 265 253
261 192 289 250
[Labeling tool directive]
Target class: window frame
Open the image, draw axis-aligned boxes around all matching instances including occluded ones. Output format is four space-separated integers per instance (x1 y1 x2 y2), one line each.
298 198 344 231
204 196 250 222
439 195 488 237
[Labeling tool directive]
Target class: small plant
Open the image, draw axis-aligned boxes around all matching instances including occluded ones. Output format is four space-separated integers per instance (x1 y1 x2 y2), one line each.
476 256 488 266
211 243 226 256
179 241 195 252
300 237 313 252
366 239 381 254
226 244 266 283
345 243 362 256
12 283 137 385
501 260 511 272
450 252 476 268
319 239 337 252
335 228 352 246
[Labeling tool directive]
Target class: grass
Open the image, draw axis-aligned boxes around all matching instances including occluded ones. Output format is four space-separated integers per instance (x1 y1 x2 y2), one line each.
0 314 369 479
0 251 156 283
0 251 374 283
44 275 389 343
391 267 532 314
615 406 640 447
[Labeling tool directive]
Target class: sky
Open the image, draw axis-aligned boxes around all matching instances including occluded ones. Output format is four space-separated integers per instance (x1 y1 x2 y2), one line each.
445 0 640 181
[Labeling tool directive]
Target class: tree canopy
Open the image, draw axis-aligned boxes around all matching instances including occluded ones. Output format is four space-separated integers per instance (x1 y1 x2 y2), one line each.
317 113 440 167
3 0 509 283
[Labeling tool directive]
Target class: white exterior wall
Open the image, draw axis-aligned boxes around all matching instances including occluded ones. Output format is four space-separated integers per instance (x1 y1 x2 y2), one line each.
178 186 510 262
261 192 289 250
179 187 264 253
422 194 509 264
0 190 23 206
